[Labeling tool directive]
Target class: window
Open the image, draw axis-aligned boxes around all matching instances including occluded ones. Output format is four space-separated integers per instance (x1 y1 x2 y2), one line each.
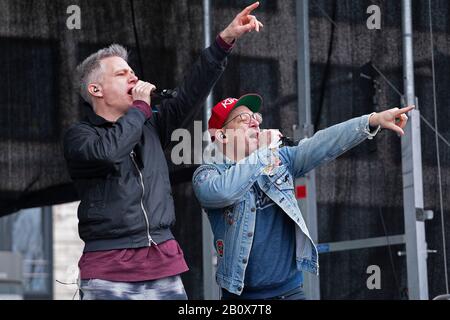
0 207 53 299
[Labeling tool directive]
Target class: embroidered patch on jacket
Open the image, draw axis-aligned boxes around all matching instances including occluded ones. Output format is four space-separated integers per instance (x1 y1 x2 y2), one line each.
216 240 224 257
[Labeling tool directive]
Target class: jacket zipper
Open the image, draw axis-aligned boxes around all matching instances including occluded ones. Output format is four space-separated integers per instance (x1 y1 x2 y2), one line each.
130 151 157 246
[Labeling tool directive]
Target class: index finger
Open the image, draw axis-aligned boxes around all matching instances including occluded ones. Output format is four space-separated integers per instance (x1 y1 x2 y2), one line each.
238 1 260 17
395 105 415 115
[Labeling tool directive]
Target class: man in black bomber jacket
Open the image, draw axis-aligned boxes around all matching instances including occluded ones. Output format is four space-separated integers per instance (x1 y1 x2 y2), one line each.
63 2 263 300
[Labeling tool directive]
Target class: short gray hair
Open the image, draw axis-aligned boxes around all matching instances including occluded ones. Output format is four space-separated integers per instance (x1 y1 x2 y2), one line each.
75 44 129 103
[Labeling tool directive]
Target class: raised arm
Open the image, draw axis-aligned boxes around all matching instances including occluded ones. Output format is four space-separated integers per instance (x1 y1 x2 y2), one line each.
153 2 264 149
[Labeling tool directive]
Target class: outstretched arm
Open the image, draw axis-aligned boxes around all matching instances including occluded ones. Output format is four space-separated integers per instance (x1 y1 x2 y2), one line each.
280 106 414 178
153 2 264 148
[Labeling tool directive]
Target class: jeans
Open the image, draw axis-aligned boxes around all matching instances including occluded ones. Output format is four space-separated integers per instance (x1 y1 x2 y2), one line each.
270 286 306 300
79 275 187 300
221 286 306 301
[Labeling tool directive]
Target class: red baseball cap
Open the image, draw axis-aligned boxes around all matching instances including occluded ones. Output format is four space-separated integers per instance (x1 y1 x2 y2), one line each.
208 93 263 131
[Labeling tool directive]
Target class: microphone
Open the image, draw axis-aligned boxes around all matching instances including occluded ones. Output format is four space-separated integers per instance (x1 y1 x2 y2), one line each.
280 135 298 147
151 88 178 99
148 89 177 114
261 129 299 147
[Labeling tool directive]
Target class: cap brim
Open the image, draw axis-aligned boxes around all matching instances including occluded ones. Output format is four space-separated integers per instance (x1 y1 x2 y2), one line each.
233 93 262 113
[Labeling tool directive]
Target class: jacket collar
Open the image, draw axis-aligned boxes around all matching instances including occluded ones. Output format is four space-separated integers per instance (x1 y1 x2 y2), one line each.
203 142 235 165
84 102 113 126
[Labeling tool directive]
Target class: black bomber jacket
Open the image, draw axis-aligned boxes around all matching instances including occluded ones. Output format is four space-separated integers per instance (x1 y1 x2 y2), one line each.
63 39 230 252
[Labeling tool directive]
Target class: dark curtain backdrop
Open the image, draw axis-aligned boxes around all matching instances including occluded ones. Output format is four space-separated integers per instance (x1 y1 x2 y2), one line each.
0 0 448 299
307 0 450 299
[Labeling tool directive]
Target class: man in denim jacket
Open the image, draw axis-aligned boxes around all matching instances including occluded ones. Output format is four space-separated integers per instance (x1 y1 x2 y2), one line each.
192 93 413 300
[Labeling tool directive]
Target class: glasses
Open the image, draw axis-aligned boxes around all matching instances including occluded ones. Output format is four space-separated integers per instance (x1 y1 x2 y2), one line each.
222 112 263 127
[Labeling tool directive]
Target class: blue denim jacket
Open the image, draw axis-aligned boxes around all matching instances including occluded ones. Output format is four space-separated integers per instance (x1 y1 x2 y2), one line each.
192 115 379 295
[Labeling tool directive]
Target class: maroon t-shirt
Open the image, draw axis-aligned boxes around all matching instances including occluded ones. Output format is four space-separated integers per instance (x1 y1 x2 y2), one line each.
79 240 189 281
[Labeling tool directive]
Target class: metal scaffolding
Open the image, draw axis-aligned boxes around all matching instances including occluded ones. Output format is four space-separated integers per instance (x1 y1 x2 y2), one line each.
399 0 429 300
201 0 220 300
296 0 430 299
295 0 320 300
